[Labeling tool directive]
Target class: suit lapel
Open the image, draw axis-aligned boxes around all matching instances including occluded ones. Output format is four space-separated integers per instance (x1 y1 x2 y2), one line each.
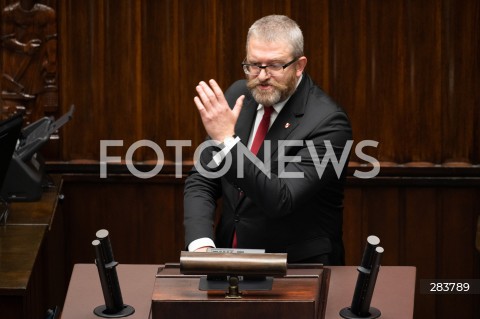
230 95 257 209
256 74 310 159
257 109 299 159
235 94 257 144
231 74 311 211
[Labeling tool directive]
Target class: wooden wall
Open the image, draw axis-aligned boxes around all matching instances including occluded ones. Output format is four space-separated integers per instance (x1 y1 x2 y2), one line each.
1 1 479 319
2 0 476 165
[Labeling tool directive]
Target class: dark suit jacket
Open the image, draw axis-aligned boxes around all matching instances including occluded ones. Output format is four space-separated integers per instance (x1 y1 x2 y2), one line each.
184 73 352 265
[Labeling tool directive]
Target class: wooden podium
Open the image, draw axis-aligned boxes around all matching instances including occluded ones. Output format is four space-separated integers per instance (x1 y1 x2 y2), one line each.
151 263 330 319
61 264 416 319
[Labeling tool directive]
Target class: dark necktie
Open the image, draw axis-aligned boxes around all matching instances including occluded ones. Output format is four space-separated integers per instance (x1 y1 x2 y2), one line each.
233 106 273 248
250 106 274 155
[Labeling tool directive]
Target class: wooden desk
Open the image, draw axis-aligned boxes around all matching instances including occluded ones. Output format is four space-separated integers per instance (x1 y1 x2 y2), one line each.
62 264 416 319
61 264 160 319
0 225 47 318
325 266 416 319
6 176 62 226
0 176 63 319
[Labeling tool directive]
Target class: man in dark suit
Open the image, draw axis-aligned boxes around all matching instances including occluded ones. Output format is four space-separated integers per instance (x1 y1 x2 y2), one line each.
184 15 352 265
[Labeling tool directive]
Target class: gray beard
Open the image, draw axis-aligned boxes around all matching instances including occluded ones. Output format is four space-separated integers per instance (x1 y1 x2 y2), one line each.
247 74 298 106
251 87 282 106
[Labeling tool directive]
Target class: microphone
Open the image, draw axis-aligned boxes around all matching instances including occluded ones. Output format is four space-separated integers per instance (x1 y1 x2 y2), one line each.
340 235 383 319
92 229 135 318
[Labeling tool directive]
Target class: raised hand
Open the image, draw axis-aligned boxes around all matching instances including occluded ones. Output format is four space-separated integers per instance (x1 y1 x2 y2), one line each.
194 79 244 142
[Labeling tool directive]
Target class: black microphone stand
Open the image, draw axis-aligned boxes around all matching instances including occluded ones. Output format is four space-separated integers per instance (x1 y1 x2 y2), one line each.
340 235 383 319
92 229 135 318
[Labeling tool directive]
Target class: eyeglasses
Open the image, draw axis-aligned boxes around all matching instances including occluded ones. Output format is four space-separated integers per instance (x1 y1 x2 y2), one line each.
242 57 299 76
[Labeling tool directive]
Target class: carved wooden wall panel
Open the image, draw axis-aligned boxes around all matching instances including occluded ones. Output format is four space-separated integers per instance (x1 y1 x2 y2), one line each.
48 0 479 166
0 0 58 125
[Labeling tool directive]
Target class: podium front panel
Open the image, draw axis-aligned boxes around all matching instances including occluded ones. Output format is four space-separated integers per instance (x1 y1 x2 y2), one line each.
151 264 330 319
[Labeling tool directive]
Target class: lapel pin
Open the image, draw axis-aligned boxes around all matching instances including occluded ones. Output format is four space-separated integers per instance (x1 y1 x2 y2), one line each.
284 122 291 128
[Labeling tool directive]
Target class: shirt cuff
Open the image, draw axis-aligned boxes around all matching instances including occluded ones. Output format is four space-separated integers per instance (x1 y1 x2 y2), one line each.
188 237 216 252
211 136 241 167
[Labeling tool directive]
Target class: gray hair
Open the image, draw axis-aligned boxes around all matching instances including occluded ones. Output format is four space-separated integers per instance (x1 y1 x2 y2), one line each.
246 15 304 58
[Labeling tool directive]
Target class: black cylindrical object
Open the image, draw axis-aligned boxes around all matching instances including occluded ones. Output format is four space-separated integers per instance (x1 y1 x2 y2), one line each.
92 229 134 317
350 235 380 315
